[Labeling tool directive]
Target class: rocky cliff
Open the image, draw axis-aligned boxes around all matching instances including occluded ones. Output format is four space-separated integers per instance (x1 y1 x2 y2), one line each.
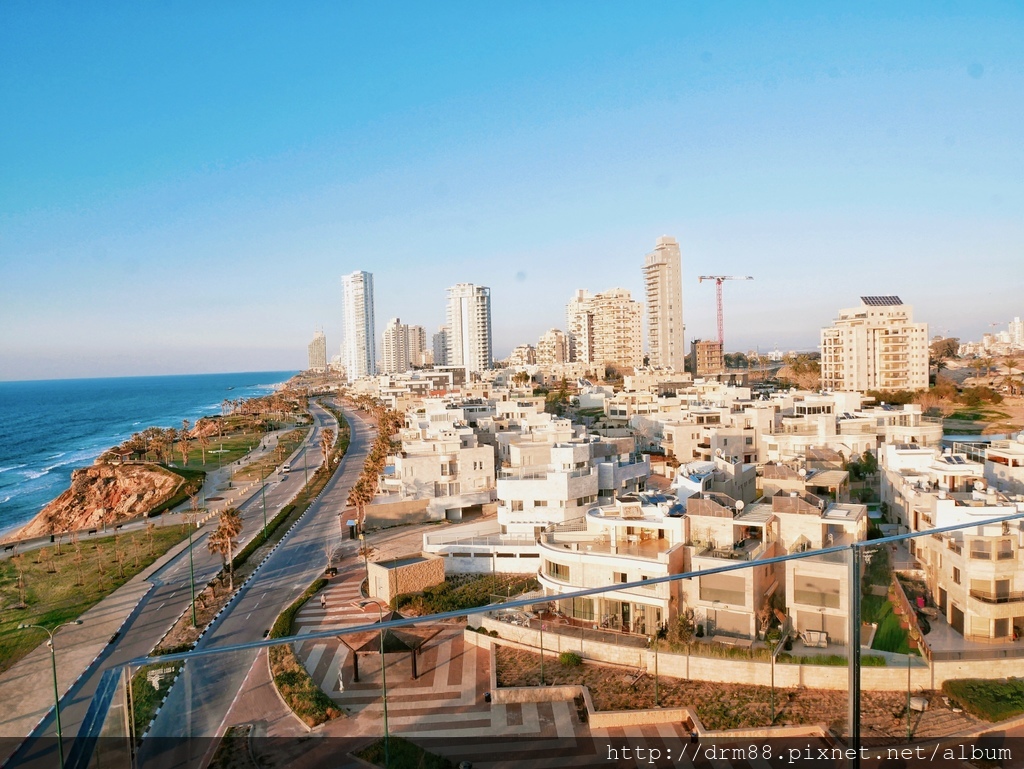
8 462 186 541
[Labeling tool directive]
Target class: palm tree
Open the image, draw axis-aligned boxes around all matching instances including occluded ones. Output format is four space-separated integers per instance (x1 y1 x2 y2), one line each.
320 428 335 466
208 507 243 591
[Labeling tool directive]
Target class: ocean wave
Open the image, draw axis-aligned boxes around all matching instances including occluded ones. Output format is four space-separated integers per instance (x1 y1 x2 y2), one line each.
47 452 67 459
0 464 27 474
22 468 49 480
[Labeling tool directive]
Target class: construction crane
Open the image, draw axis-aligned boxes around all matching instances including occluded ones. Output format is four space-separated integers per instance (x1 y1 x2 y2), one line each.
697 275 754 348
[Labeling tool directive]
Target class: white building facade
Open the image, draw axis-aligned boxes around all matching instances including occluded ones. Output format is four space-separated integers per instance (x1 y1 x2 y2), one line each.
643 236 686 372
820 296 928 392
446 283 493 373
341 270 376 379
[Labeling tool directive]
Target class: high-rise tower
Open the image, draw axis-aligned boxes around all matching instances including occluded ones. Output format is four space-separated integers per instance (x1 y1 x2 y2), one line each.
643 236 685 371
445 283 493 373
307 329 327 373
341 270 376 380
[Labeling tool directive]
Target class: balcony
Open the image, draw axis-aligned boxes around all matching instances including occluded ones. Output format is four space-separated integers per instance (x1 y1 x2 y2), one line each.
540 529 674 562
499 465 593 481
694 537 772 562
969 589 1024 604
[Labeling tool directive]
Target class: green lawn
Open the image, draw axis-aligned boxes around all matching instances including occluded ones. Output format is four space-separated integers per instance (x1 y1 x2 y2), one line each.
0 525 189 672
865 600 913 655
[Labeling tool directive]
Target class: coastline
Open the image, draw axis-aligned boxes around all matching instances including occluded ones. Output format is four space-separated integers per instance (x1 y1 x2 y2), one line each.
0 371 297 538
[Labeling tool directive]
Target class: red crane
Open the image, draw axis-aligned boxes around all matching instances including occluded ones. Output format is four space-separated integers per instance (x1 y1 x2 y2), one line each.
697 275 754 348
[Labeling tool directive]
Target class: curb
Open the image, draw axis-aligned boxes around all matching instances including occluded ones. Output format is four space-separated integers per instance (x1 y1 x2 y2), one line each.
133 410 350 738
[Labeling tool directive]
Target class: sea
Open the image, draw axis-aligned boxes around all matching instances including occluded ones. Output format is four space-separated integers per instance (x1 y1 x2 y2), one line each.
0 371 297 538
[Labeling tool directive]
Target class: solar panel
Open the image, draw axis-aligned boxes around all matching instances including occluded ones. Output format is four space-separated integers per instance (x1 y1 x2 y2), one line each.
860 295 903 306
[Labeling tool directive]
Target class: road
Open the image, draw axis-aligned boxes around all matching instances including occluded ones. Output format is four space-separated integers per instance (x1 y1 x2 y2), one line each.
7 401 345 769
136 405 373 768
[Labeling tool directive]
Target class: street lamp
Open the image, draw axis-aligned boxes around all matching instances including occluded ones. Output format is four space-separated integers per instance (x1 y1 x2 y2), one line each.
260 477 269 542
358 599 391 769
18 620 83 769
186 513 198 627
648 634 659 707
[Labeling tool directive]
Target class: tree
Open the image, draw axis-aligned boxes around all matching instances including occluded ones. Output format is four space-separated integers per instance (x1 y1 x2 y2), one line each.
208 507 243 591
860 450 878 477
11 553 27 608
320 428 335 466
511 371 531 387
929 337 960 362
667 606 696 648
195 419 211 464
178 420 192 466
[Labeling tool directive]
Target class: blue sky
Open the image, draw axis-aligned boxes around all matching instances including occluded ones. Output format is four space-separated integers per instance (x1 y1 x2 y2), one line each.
1 2 1022 380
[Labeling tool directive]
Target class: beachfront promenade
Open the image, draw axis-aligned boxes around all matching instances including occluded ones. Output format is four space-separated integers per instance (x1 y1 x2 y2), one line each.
0 400 350 768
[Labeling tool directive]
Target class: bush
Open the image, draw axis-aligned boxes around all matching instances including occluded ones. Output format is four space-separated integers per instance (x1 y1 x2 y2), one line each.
390 575 539 615
267 576 340 726
943 678 1024 722
559 651 583 667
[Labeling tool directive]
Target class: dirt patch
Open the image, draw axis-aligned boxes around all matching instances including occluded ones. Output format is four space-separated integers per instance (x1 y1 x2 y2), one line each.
494 646 981 737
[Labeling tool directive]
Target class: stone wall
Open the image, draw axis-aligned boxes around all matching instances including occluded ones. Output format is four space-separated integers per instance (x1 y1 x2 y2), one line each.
367 555 444 603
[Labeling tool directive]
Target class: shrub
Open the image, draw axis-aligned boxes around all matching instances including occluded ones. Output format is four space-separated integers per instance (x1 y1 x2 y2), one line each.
559 651 583 667
943 678 1024 722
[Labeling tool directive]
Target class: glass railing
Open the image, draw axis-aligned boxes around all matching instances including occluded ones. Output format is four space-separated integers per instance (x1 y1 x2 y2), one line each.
46 508 1024 769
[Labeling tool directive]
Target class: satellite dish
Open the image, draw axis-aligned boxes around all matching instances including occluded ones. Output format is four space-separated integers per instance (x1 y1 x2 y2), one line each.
975 481 986 492
1017 433 1024 444
736 500 745 512
798 468 807 477
715 448 723 457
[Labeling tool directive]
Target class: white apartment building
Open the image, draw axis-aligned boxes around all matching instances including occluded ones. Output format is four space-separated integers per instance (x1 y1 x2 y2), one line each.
446 283 493 373
536 328 569 367
820 296 928 392
376 404 496 521
307 329 327 373
1010 317 1024 348
591 288 644 373
380 317 410 375
643 236 686 372
508 344 536 366
407 325 430 368
882 444 1024 642
985 437 1024 496
773 492 867 646
566 289 595 364
682 493 779 640
538 494 687 635
341 270 376 379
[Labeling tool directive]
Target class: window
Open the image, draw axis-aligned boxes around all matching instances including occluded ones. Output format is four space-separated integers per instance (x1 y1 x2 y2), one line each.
952 567 961 585
534 500 548 507
511 500 523 512
614 572 628 584
546 561 570 581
